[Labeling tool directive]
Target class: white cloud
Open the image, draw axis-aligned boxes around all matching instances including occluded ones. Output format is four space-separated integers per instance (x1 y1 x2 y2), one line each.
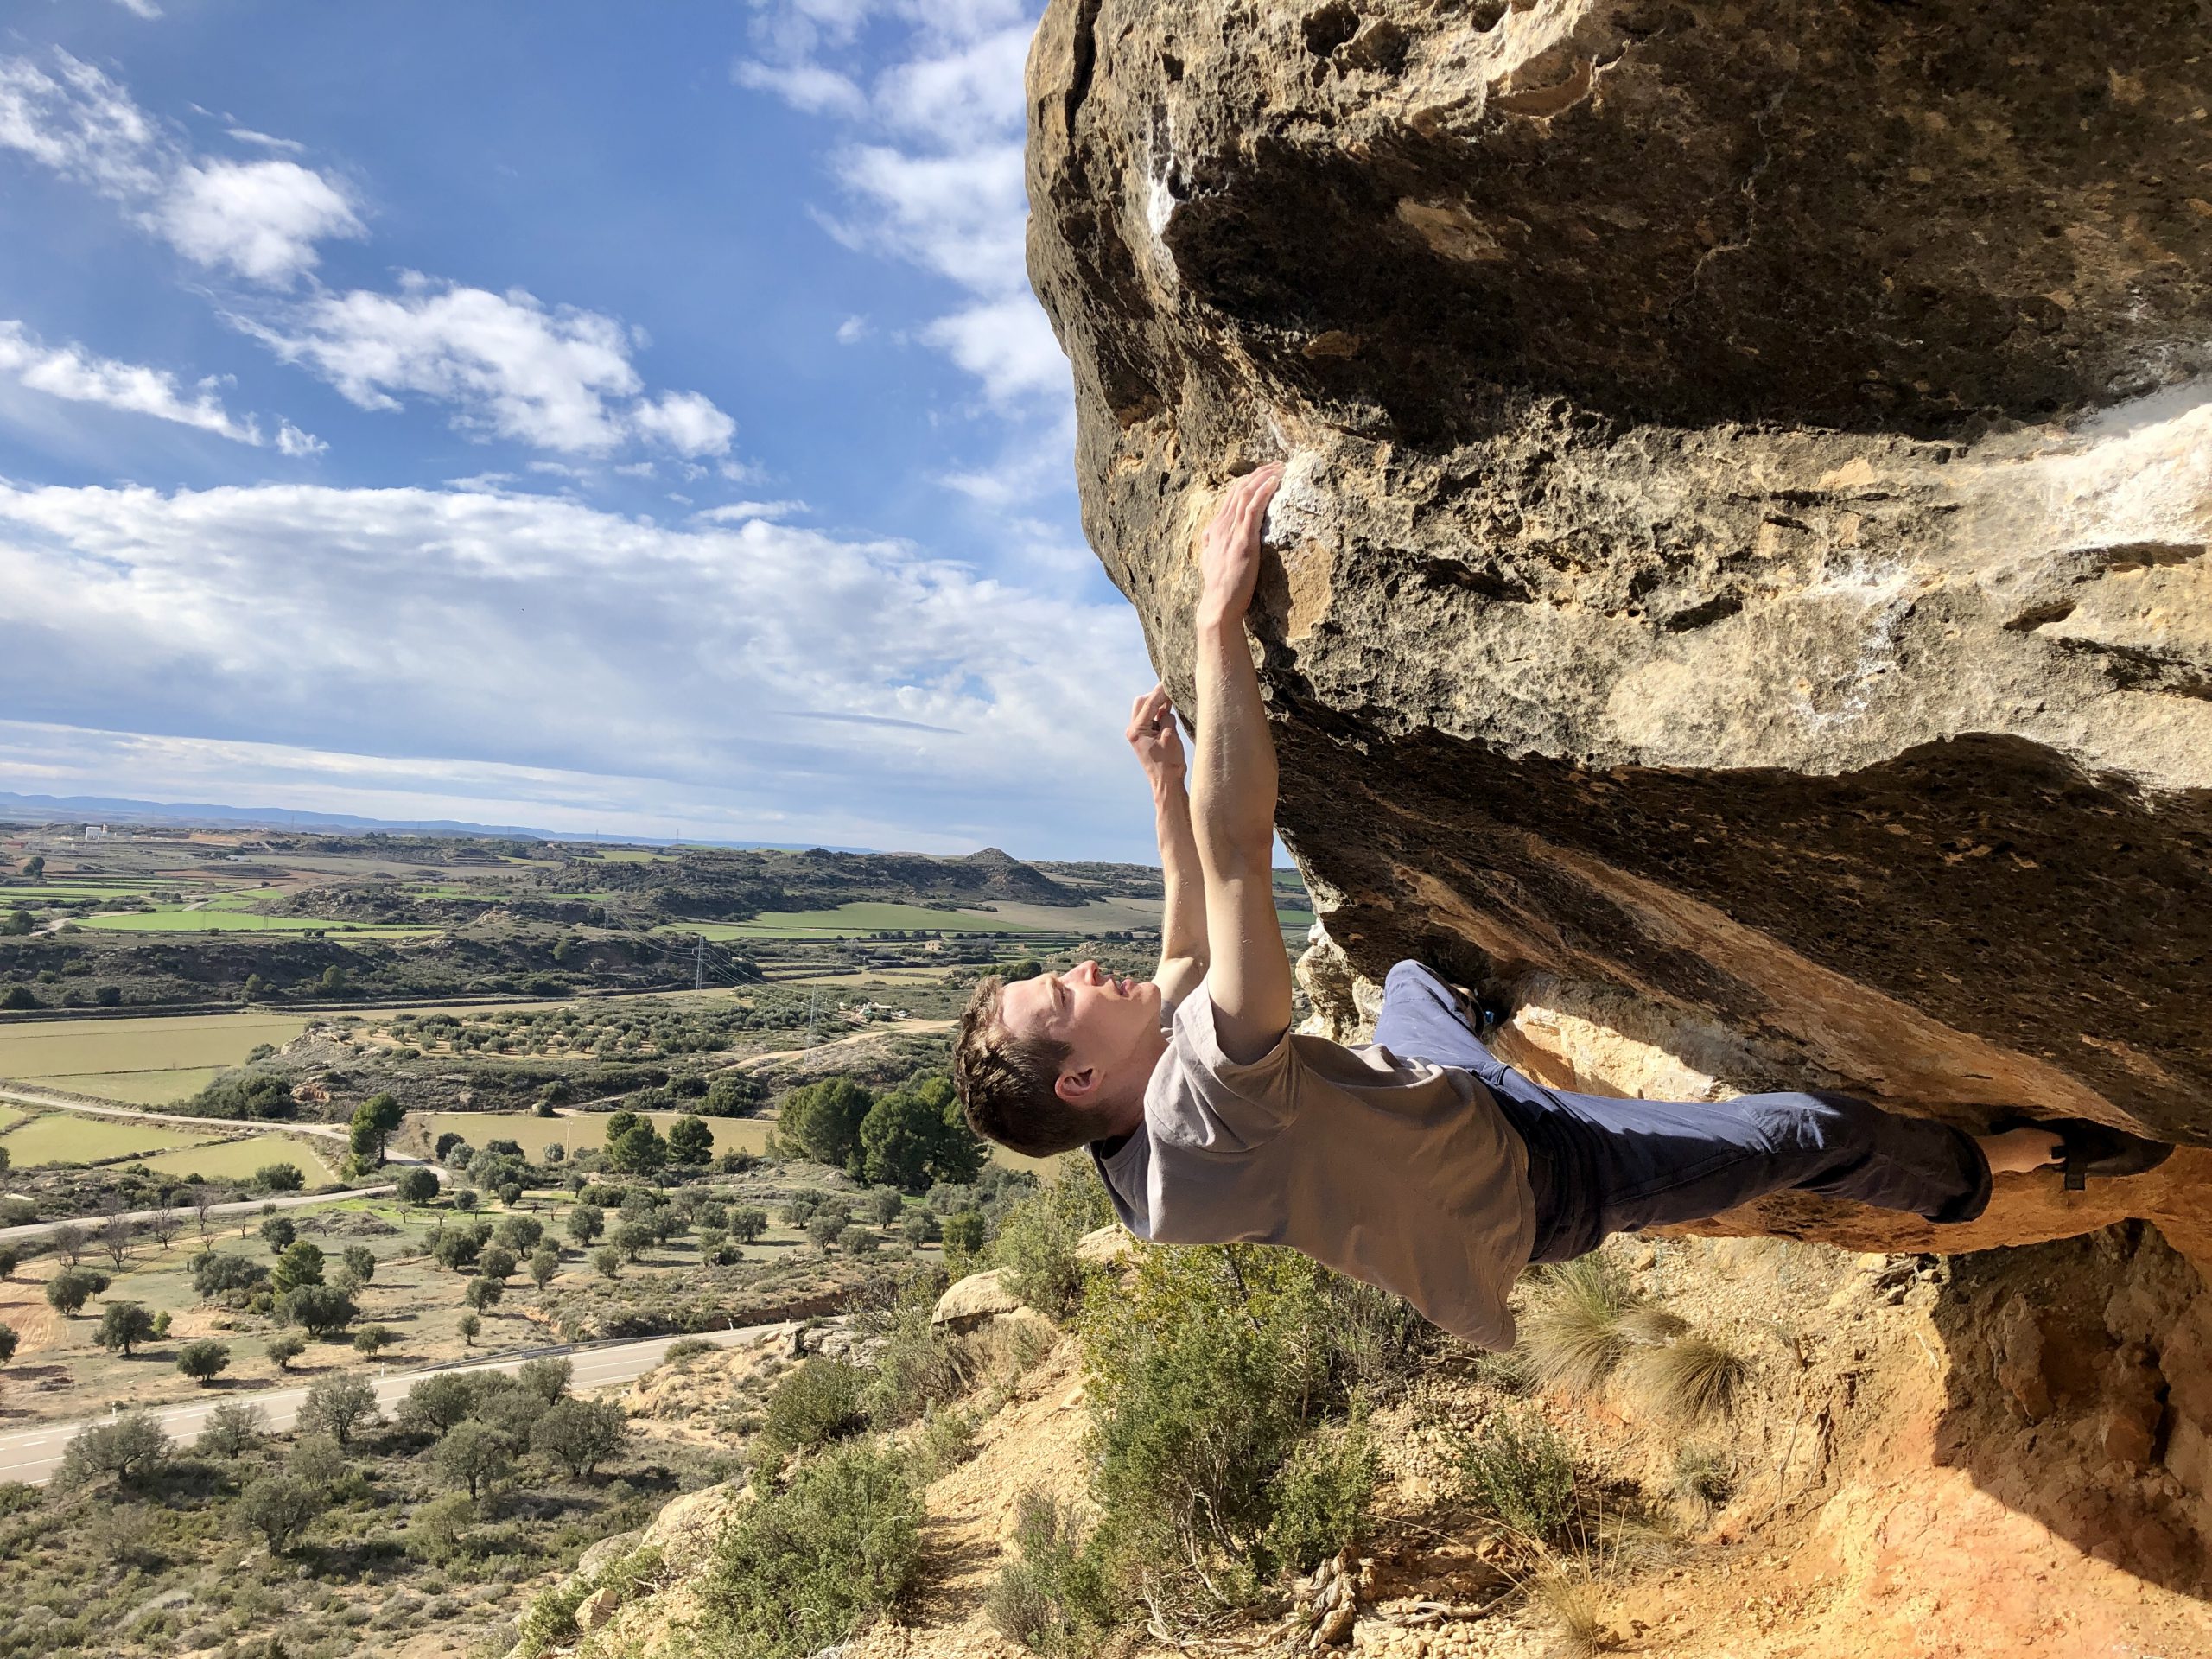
630 389 736 458
0 319 265 442
0 51 359 285
155 157 364 283
836 314 871 344
226 127 304 154
0 479 1154 852
923 295 1069 408
730 7 1072 489
732 59 867 118
248 276 741 456
113 0 163 17
694 499 806 522
275 419 326 457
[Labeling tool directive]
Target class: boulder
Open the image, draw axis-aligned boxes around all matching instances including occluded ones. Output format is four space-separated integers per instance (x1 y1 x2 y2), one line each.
1027 0 2212 1261
933 1268 1025 1330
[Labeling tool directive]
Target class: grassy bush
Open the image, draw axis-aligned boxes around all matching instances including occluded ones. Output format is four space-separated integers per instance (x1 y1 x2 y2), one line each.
1620 1332 1749 1429
697 1440 923 1659
1459 1412 1579 1544
755 1357 866 1471
1670 1445 1732 1512
1264 1409 1379 1574
913 1403 976 1478
851 1269 963 1428
992 1164 1114 1320
1517 1254 1637 1397
1076 1243 1402 1618
513 1543 665 1657
987 1490 1114 1658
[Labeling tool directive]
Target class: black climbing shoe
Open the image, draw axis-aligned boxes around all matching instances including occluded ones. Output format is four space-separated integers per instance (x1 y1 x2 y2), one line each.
1991 1114 2176 1192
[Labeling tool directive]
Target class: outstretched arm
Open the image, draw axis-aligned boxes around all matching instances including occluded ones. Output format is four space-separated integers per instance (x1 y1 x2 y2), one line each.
1128 685 1208 1005
1190 462 1294 1063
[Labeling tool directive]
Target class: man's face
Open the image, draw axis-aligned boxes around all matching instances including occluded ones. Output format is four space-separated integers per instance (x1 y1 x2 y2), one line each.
998 960 1162 1098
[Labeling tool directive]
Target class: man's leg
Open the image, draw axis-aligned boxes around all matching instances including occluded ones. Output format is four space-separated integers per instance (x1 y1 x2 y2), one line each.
1535 1087 1998 1261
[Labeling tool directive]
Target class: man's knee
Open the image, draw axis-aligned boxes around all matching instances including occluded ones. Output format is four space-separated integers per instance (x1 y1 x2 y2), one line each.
1756 1090 1878 1156
1384 959 1452 1001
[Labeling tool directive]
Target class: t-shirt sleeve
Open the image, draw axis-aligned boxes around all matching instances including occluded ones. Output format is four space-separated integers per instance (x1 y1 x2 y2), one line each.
1148 988 1300 1153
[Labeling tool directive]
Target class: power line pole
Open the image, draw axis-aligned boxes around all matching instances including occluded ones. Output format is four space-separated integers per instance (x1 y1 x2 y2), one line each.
694 936 705 993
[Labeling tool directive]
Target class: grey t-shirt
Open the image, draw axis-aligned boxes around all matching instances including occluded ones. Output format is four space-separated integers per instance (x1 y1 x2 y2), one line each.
1090 983 1536 1351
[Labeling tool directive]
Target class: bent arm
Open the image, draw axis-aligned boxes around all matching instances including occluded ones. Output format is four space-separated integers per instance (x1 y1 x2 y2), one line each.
1127 685 1209 1004
1190 465 1294 1061
1152 767 1209 1005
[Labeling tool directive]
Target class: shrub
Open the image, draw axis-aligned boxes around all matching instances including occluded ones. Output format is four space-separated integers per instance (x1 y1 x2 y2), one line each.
515 1545 664 1657
195 1402 268 1457
96 1300 156 1356
45 1266 110 1316
251 1161 305 1194
1671 1445 1732 1512
57 1412 169 1487
854 1274 963 1429
177 1338 231 1384
1459 1412 1580 1544
280 1281 358 1337
697 1440 923 1659
531 1395 629 1477
1077 1244 1398 1613
994 1165 1115 1320
238 1474 326 1554
266 1332 307 1370
662 1337 717 1365
519 1355 574 1403
402 1371 480 1435
435 1420 511 1498
757 1357 868 1469
1518 1254 1638 1398
408 1491 479 1565
298 1372 378 1445
987 1490 1114 1658
915 1403 977 1478
341 1243 378 1284
190 1250 269 1299
353 1324 396 1357
0 1321 16 1363
458 1312 481 1344
1264 1409 1380 1573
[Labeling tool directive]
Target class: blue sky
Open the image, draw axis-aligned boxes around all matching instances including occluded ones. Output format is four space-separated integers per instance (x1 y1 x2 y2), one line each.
0 0 1163 859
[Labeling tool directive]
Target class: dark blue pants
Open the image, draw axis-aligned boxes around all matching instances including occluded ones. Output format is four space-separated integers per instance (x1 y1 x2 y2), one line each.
1371 961 1993 1263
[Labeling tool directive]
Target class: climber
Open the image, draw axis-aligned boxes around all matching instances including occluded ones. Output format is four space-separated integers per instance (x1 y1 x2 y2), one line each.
950 463 2173 1350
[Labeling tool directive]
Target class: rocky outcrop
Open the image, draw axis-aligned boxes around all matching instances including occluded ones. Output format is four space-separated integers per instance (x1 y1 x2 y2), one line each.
1029 0 2212 1259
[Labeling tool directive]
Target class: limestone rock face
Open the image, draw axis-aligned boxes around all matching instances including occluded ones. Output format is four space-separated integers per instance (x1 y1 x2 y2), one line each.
1027 0 2212 1250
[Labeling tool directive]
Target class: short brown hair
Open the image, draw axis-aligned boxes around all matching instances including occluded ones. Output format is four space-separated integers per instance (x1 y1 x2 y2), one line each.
952 973 1100 1157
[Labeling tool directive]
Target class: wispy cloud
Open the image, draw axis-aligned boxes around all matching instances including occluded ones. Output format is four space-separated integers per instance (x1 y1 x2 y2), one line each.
733 4 1072 443
0 478 1154 850
0 51 361 284
243 275 736 456
0 319 319 449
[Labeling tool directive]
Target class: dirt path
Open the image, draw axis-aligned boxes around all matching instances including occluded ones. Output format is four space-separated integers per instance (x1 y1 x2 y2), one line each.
0 1082 352 1143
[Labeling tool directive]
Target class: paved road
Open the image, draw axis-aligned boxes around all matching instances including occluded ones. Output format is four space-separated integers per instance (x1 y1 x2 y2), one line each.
0 1320 789 1485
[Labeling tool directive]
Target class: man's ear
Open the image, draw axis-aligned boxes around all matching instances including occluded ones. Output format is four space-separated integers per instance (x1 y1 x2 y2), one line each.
1054 1065 1098 1105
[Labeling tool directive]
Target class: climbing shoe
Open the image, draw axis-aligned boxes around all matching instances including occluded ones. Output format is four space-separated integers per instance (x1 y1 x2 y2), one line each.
1992 1114 2176 1192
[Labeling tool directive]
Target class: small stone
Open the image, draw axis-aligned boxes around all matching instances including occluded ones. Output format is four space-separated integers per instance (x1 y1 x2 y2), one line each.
574 1586 619 1634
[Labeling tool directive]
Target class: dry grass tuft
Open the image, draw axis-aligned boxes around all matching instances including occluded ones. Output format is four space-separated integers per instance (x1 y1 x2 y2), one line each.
1529 1562 1613 1656
1614 1305 1690 1347
1518 1255 1637 1397
1622 1333 1749 1429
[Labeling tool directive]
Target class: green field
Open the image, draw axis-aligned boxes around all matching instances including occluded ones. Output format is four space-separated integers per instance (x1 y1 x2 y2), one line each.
130 1131 339 1185
0 1011 310 1084
80 909 436 935
33 1066 228 1105
0 1111 220 1166
677 901 1064 939
0 886 186 902
0 1103 25 1131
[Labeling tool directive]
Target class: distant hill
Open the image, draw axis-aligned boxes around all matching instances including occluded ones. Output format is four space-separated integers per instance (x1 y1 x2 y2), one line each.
0 789 874 852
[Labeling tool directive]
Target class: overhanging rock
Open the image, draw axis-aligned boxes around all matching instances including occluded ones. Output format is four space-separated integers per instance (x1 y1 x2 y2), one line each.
1027 0 2212 1256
